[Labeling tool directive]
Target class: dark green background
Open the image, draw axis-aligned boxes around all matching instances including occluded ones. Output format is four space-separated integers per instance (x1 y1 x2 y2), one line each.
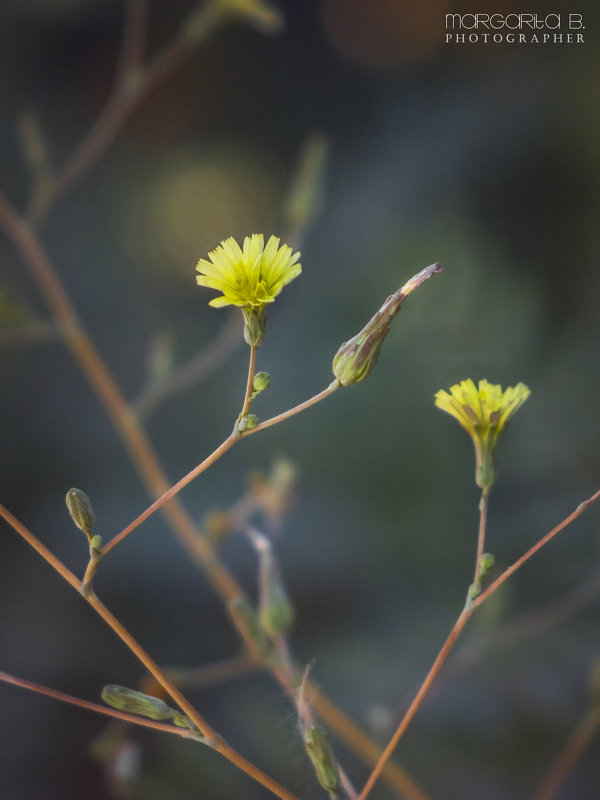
1 1 599 798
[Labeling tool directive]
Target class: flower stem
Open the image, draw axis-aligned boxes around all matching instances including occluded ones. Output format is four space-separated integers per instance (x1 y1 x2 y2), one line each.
473 487 490 584
240 344 257 418
357 487 600 800
0 504 301 800
102 434 238 555
244 380 341 436
0 670 200 740
474 488 600 608
0 196 426 797
357 609 472 800
104 380 340 553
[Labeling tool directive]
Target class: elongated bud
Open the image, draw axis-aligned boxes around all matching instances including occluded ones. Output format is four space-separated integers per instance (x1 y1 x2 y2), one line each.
228 597 273 658
242 306 267 346
258 547 295 637
66 488 95 540
303 725 340 799
252 371 271 395
332 263 442 386
101 686 173 721
283 133 329 243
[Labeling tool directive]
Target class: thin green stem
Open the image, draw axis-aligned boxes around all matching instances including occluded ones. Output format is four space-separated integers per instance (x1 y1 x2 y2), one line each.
357 487 600 800
473 487 490 584
0 670 199 740
0 504 301 800
243 380 341 436
104 380 340 553
240 344 257 418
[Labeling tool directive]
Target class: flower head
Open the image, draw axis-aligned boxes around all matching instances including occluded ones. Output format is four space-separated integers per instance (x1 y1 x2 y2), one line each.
435 379 530 489
196 234 301 346
196 234 301 310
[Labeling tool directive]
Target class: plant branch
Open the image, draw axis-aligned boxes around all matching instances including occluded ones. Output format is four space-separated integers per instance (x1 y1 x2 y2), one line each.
243 380 341 436
474 488 600 608
105 380 340 552
29 2 223 225
0 670 199 740
0 504 301 800
0 195 426 799
102 434 237 555
133 312 242 419
357 609 472 800
357 487 600 800
116 0 148 85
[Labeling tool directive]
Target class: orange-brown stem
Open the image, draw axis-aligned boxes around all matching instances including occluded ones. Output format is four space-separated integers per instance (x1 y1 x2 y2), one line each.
473 487 489 584
0 195 426 799
358 487 600 800
0 504 301 800
240 344 257 418
0 669 199 740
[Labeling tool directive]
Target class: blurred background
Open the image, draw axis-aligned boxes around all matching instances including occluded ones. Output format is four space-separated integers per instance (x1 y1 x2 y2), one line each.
1 1 599 798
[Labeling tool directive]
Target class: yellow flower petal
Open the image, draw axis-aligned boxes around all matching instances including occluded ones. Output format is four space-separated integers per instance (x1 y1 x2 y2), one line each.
196 234 302 309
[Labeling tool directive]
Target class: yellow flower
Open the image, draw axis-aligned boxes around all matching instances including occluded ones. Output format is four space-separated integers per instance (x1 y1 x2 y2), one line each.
435 379 530 489
196 234 301 310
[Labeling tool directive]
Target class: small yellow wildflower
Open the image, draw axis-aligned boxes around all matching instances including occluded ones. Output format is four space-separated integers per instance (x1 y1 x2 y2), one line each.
196 234 301 345
435 379 530 489
196 234 301 309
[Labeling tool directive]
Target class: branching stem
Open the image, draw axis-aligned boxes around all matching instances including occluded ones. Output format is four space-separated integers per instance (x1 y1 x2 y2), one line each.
357 487 600 800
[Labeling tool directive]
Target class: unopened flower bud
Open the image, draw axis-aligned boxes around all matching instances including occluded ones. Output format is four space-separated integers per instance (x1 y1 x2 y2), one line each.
479 552 495 579
332 263 442 386
238 413 259 432
66 488 95 540
101 685 173 721
258 548 295 637
303 725 340 799
228 596 273 659
252 371 271 395
242 306 268 346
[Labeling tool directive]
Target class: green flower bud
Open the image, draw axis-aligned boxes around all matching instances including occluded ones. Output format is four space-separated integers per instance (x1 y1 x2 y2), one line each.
258 548 295 637
479 552 495 579
332 263 442 386
242 306 267 346
228 597 273 659
238 413 259 432
303 725 340 799
66 488 95 540
101 685 173 721
467 582 481 601
252 371 271 395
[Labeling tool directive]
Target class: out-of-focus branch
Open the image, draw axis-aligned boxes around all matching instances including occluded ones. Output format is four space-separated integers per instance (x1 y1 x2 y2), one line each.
133 313 242 419
26 0 282 225
532 704 600 800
